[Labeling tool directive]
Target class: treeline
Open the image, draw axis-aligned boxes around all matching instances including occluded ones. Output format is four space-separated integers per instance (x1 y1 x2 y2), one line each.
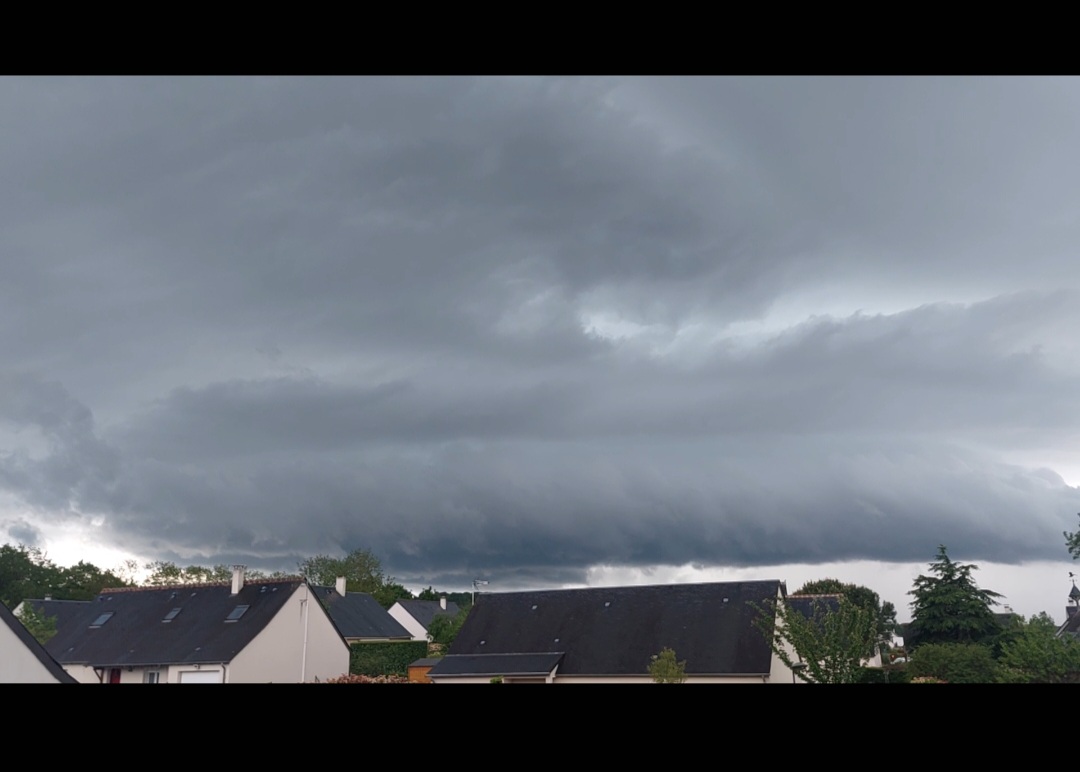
0 543 467 612
0 543 134 608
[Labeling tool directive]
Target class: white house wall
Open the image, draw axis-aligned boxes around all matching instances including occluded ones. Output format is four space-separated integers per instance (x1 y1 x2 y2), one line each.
229 584 349 683
0 619 66 683
387 603 429 641
62 664 227 683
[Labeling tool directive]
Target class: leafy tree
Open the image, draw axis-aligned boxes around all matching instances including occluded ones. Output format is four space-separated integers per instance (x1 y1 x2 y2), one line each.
907 545 1002 647
297 548 413 609
298 548 385 590
56 561 132 600
143 561 278 586
907 642 1000 683
1066 513 1080 561
0 543 136 607
16 602 57 645
427 607 470 648
648 647 687 683
794 578 898 652
754 595 878 683
0 544 60 607
996 613 1080 683
374 581 415 609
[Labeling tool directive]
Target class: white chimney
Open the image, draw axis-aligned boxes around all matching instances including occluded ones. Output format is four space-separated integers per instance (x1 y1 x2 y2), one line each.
440 595 447 610
231 565 246 595
335 576 347 597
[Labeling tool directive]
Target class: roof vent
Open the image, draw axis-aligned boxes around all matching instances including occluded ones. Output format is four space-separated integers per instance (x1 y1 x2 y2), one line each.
531 604 538 610
604 601 611 607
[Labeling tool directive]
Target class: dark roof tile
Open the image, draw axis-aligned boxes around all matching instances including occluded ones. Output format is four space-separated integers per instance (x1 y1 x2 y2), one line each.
312 587 411 639
395 599 461 629
442 580 783 677
40 581 305 668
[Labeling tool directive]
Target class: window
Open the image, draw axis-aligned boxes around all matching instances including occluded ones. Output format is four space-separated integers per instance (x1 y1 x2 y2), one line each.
225 605 249 622
162 607 182 622
90 612 114 628
144 670 161 684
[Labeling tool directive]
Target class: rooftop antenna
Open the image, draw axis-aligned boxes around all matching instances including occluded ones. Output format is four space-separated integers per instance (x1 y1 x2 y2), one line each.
472 578 489 606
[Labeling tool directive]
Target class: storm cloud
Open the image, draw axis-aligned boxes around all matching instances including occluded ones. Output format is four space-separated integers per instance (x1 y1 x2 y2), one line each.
1 76 1078 591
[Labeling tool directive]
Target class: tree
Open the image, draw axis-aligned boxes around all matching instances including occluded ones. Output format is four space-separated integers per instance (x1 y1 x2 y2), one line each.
907 545 1003 647
427 607 471 648
0 543 136 607
0 544 60 608
648 647 687 683
16 602 57 645
996 612 1080 683
143 562 279 586
794 578 898 653
297 548 413 609
56 561 132 600
754 595 878 683
1066 513 1080 561
374 581 414 609
907 642 1000 683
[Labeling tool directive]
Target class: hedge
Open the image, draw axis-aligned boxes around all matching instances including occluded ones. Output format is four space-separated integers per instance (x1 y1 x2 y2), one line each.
350 642 430 677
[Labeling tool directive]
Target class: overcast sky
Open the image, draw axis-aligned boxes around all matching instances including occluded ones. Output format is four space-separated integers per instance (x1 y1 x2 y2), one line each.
2 76 1079 620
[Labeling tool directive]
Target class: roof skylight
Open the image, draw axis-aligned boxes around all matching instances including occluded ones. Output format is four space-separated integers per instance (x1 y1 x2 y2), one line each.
89 612 114 628
225 605 250 622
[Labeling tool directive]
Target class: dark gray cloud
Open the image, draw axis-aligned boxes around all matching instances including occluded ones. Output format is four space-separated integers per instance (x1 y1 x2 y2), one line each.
1 77 1079 586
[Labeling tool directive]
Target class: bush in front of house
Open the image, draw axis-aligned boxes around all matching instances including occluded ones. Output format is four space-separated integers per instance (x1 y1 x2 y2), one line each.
350 641 429 677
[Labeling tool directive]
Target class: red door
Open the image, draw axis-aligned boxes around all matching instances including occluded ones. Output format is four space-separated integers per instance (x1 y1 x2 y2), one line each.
108 668 121 684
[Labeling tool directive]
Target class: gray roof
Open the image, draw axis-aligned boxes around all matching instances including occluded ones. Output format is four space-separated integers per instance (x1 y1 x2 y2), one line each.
41 579 313 668
27 599 94 632
395 599 461 630
1057 608 1080 639
429 652 564 678
409 657 444 668
433 580 784 678
311 586 411 640
0 600 78 682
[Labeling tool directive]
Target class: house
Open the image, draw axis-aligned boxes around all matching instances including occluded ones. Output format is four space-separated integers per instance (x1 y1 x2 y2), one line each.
426 580 801 683
388 597 461 642
311 577 413 643
0 600 77 683
25 566 350 683
1055 580 1080 640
